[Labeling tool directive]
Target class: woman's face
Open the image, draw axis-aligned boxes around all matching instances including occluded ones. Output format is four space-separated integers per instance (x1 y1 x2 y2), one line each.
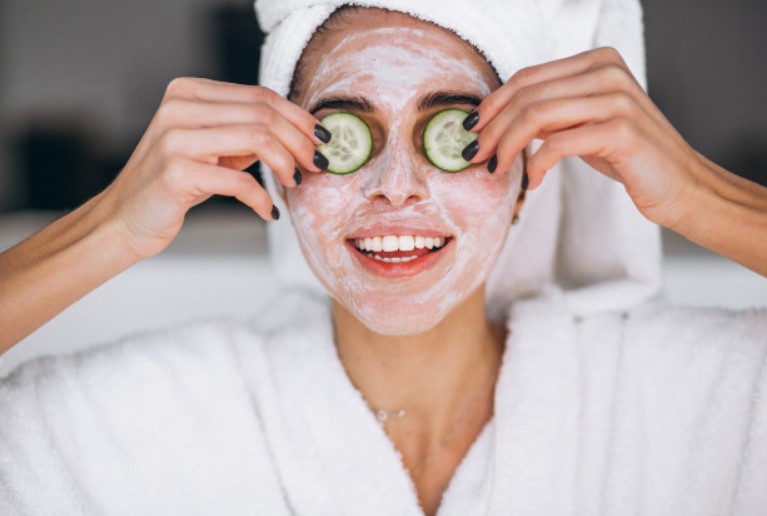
288 9 523 335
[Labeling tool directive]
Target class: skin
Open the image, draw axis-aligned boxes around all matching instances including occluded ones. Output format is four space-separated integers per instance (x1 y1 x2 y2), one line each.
287 25 522 335
0 6 765 516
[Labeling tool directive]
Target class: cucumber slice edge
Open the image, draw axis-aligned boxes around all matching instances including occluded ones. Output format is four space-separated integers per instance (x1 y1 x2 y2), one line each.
423 108 477 173
317 112 373 175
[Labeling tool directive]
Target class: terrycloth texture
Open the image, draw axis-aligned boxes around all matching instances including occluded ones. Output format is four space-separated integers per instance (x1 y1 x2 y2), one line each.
254 0 662 320
2 291 766 515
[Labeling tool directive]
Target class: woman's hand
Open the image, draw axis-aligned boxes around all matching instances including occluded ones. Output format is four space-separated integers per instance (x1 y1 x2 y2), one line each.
464 47 702 227
463 47 767 277
101 77 329 258
0 78 331 350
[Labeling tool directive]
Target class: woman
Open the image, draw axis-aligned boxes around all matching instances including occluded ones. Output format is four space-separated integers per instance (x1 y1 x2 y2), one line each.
1 0 766 514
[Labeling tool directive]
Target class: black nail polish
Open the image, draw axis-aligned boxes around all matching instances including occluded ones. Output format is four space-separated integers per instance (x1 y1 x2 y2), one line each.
271 204 281 221
487 154 498 173
293 169 303 186
463 110 480 131
313 150 329 171
314 124 332 144
461 140 479 161
522 171 529 191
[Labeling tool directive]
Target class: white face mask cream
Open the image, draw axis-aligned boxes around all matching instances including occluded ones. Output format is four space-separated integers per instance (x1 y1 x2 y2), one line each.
287 18 523 335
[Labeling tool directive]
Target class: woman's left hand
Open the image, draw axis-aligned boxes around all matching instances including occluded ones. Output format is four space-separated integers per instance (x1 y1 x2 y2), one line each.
463 46 701 228
463 46 767 277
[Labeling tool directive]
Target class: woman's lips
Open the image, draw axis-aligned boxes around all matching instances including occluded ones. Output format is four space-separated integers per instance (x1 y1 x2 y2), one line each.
345 236 452 278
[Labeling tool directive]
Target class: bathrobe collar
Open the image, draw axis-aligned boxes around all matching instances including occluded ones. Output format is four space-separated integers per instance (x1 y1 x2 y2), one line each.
242 290 586 515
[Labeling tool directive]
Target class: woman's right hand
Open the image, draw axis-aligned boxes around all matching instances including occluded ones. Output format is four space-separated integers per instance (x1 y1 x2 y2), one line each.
0 78 331 351
100 77 330 259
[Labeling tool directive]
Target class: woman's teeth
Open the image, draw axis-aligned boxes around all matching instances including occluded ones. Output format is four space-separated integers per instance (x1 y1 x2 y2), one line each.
353 235 447 253
352 234 448 264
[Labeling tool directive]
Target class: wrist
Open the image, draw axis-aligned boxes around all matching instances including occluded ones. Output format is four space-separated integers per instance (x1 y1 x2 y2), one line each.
677 154 767 230
74 191 147 270
662 153 716 236
0 192 145 351
666 152 767 276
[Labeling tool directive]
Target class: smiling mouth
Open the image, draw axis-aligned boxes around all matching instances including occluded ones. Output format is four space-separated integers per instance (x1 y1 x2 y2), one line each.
348 234 452 263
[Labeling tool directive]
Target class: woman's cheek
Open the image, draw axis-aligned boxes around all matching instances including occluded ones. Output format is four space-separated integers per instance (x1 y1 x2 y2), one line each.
431 165 516 230
431 164 519 284
287 175 360 289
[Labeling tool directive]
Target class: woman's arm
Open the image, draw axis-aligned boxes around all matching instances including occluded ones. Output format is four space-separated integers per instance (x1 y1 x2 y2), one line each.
464 47 767 277
0 194 140 353
0 77 330 354
671 152 767 277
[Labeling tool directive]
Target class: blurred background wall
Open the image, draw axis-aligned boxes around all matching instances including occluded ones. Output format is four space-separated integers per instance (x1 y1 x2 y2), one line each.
0 0 263 211
0 0 765 212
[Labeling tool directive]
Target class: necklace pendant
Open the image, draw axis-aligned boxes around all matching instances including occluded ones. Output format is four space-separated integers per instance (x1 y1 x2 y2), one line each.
375 408 407 423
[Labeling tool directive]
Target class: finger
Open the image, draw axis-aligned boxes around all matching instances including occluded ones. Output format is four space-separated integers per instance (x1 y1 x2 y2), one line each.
525 119 634 189
218 155 259 171
487 92 642 175
472 63 675 165
166 157 277 220
150 100 321 175
162 77 330 146
474 65 662 164
156 124 301 188
470 46 630 133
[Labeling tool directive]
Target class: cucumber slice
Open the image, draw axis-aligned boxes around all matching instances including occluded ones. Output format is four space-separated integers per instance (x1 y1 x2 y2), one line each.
423 108 478 172
317 112 373 174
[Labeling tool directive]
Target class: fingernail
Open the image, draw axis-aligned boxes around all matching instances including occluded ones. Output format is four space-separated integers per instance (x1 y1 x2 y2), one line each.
461 140 479 161
522 171 529 190
271 204 281 221
313 150 329 171
463 110 480 131
314 124 332 144
487 154 498 173
293 168 303 186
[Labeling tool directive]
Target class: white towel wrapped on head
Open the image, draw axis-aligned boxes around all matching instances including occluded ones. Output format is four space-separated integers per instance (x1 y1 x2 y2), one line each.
254 0 662 320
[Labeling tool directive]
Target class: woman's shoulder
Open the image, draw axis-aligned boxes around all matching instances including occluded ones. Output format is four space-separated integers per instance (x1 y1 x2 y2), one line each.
1 288 333 388
627 300 767 346
508 291 767 412
0 317 296 514
1 317 251 389
509 288 767 346
0 318 265 454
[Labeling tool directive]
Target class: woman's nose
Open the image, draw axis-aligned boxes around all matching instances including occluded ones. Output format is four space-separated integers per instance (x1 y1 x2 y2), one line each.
361 143 429 207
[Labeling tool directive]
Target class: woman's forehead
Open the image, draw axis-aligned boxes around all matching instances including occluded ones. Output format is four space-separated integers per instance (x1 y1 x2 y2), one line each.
303 27 496 109
298 9 500 105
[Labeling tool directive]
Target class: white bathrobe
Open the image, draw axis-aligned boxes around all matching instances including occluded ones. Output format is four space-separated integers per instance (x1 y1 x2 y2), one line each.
2 288 766 515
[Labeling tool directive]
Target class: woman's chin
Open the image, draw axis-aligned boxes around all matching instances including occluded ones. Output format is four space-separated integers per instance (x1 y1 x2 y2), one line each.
349 301 452 336
361 318 441 337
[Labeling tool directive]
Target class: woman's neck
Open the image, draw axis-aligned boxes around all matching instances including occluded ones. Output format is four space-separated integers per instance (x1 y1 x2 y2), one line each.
331 286 505 444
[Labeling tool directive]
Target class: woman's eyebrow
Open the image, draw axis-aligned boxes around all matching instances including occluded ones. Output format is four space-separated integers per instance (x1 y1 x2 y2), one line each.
417 91 482 111
308 91 482 115
309 96 374 115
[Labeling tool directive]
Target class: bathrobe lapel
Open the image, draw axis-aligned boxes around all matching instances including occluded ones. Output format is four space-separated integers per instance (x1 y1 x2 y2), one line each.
242 295 499 515
486 296 584 515
241 301 421 515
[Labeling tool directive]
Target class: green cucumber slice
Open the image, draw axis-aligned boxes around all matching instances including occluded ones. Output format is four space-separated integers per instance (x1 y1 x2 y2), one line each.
423 108 478 172
317 112 373 174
